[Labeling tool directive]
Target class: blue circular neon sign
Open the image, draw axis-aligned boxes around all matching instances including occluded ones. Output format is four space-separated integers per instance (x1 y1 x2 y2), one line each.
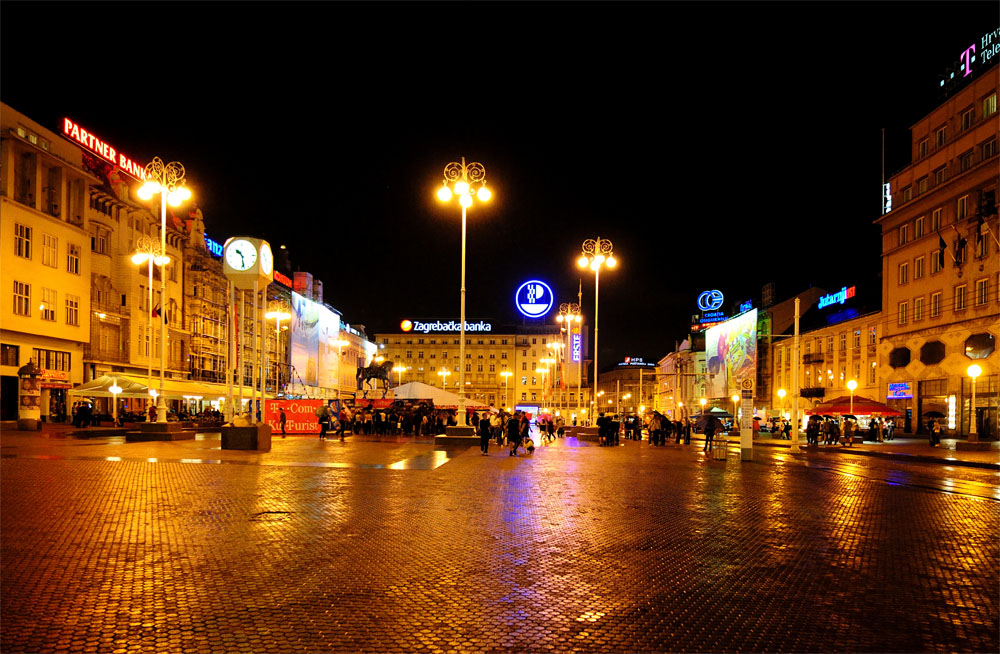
515 280 554 318
697 290 724 311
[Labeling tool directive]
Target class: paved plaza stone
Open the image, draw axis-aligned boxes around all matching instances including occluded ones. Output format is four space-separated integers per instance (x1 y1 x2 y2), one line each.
2 431 998 653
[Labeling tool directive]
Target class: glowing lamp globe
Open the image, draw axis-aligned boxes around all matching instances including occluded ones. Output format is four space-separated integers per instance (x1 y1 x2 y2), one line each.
476 186 491 202
846 380 857 391
577 256 589 268
459 193 473 208
606 256 617 268
453 181 469 195
437 185 452 202
968 364 982 379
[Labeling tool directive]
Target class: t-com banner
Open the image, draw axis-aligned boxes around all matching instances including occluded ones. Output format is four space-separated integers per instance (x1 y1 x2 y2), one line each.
266 399 327 434
705 309 757 399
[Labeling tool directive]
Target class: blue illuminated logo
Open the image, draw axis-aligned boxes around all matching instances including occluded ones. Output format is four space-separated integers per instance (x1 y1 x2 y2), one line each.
697 290 724 311
204 235 223 257
515 280 554 318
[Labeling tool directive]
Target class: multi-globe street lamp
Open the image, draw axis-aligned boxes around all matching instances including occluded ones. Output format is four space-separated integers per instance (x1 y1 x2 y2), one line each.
577 238 616 424
265 302 291 400
436 157 491 428
500 370 512 409
137 158 191 422
393 365 408 387
846 379 858 416
131 235 170 406
777 388 787 419
546 342 565 415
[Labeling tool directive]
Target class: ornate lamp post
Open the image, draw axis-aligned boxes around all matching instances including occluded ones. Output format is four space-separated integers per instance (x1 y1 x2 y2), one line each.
131 235 170 413
500 370 512 410
846 380 857 416
777 388 787 419
393 365 407 387
577 238 616 423
265 302 291 398
436 158 491 428
556 302 583 419
137 158 191 422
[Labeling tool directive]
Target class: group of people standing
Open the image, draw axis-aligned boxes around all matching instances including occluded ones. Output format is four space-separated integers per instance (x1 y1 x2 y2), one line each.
475 410 548 456
644 411 693 447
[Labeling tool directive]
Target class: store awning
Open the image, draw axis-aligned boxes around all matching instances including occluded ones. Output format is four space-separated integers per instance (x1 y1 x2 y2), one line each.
69 374 278 400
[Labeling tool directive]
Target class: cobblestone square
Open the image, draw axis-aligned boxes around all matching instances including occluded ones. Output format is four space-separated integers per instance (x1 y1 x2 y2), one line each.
2 434 998 653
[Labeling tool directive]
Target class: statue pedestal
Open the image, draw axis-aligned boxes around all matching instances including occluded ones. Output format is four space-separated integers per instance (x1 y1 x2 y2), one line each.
221 424 272 452
128 422 192 442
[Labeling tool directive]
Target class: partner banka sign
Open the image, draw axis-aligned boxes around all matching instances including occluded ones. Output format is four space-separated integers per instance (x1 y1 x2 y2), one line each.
818 286 856 309
400 319 493 334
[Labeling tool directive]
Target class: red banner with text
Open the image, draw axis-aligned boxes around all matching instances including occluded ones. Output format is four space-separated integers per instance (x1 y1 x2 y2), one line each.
266 399 327 434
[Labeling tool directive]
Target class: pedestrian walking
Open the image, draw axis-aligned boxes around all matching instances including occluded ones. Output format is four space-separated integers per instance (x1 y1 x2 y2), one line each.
279 409 287 437
929 418 941 447
316 403 330 439
478 412 491 455
338 407 348 441
886 419 895 441
702 417 719 453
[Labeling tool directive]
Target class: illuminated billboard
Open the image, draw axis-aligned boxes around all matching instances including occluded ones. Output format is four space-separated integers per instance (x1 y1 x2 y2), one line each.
291 292 320 386
705 309 757 399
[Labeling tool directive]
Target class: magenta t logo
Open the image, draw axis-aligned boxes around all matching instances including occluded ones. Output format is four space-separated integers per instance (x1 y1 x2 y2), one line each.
961 43 976 76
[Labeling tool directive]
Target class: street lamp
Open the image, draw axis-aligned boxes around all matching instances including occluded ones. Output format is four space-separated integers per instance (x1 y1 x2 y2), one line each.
131 235 170 407
577 237 616 425
846 379 857 416
393 365 407 387
137 157 191 423
968 364 982 441
556 302 584 419
546 342 565 414
500 370 512 409
436 157 491 428
332 339 349 400
109 378 122 426
732 394 740 432
438 369 452 387
540 357 555 408
777 388 787 420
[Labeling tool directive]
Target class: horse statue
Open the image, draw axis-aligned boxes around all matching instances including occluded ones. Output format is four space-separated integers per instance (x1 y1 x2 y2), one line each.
357 360 394 398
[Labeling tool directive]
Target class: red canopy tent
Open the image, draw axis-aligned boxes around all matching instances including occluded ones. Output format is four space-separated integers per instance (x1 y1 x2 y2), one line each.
805 395 902 416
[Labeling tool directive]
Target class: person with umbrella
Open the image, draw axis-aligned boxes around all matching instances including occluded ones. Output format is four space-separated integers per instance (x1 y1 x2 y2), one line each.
696 413 723 453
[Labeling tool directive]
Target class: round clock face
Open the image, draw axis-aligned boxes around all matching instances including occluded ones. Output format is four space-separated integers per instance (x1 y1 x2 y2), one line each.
259 243 273 275
225 239 257 271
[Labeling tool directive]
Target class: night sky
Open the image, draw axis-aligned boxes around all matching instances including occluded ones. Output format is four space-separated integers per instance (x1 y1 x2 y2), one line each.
2 2 997 370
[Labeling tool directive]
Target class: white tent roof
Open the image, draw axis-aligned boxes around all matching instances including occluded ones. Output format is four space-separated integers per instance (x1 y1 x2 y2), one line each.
391 381 490 409
68 374 264 400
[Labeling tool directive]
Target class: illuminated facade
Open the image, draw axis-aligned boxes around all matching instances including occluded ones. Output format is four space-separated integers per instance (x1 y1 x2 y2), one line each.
0 104 93 421
374 324 591 419
875 62 999 437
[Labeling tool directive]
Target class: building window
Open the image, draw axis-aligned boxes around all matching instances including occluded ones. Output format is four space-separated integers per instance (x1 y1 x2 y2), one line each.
827 336 834 353
898 224 909 246
957 195 968 220
853 330 861 348
898 262 908 285
868 362 876 385
40 288 56 321
521 376 527 386
930 292 942 317
918 138 928 158
13 281 30 316
42 234 57 268
522 362 527 371
931 249 942 274
984 93 998 118
981 137 997 161
917 177 928 195
975 278 989 306
915 216 925 238
935 126 946 147
902 186 912 203
868 326 877 345
66 243 81 274
32 348 70 372
14 224 31 259
914 296 924 321
897 302 907 325
65 294 80 326
1 344 19 366
931 208 942 231
935 166 947 185
955 284 966 311
961 107 975 131
914 255 925 279
839 333 847 351
960 150 975 172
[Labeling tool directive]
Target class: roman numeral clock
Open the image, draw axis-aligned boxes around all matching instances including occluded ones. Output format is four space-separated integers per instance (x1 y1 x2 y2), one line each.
222 237 274 289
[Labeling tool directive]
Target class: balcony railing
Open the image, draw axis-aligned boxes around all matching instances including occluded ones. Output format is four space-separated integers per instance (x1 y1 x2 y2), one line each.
802 353 825 365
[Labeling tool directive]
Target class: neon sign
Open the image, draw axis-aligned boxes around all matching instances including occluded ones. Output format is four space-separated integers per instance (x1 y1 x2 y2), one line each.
204 235 223 257
62 118 146 181
273 271 293 287
818 286 856 309
941 27 1000 87
697 290 724 311
882 183 892 214
399 320 493 334
887 382 912 399
571 327 581 363
515 280 553 318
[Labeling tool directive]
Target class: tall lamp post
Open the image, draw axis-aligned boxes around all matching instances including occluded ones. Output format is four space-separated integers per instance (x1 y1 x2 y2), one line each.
137 158 191 422
777 388 787 419
732 394 740 433
968 364 982 441
846 380 857 416
393 365 407 387
436 157 491 428
265 302 291 398
500 370 512 410
546 342 565 415
577 238 617 424
131 236 169 410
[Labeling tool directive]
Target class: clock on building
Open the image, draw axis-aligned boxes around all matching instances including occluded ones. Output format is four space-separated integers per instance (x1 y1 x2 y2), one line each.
222 236 274 289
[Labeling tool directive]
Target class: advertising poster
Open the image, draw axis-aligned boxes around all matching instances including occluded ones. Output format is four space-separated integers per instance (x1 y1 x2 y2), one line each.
265 399 327 434
290 292 319 386
317 306 342 389
705 309 757 399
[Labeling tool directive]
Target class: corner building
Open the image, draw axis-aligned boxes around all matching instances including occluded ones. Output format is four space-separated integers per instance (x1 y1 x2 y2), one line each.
875 62 998 437
374 321 592 420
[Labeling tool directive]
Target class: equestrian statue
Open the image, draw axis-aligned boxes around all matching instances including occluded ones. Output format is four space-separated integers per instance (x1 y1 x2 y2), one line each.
357 360 394 398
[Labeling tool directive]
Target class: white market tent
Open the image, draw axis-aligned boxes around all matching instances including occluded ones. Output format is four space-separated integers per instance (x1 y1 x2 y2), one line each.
68 374 244 400
390 381 490 410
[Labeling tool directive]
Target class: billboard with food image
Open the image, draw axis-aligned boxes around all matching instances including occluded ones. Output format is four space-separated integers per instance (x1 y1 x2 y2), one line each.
705 309 757 399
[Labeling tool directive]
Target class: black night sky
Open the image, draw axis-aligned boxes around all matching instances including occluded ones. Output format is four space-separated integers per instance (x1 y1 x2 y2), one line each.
2 1 997 370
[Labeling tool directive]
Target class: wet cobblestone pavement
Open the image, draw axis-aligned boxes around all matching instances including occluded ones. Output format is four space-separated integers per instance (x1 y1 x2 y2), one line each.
2 433 998 653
